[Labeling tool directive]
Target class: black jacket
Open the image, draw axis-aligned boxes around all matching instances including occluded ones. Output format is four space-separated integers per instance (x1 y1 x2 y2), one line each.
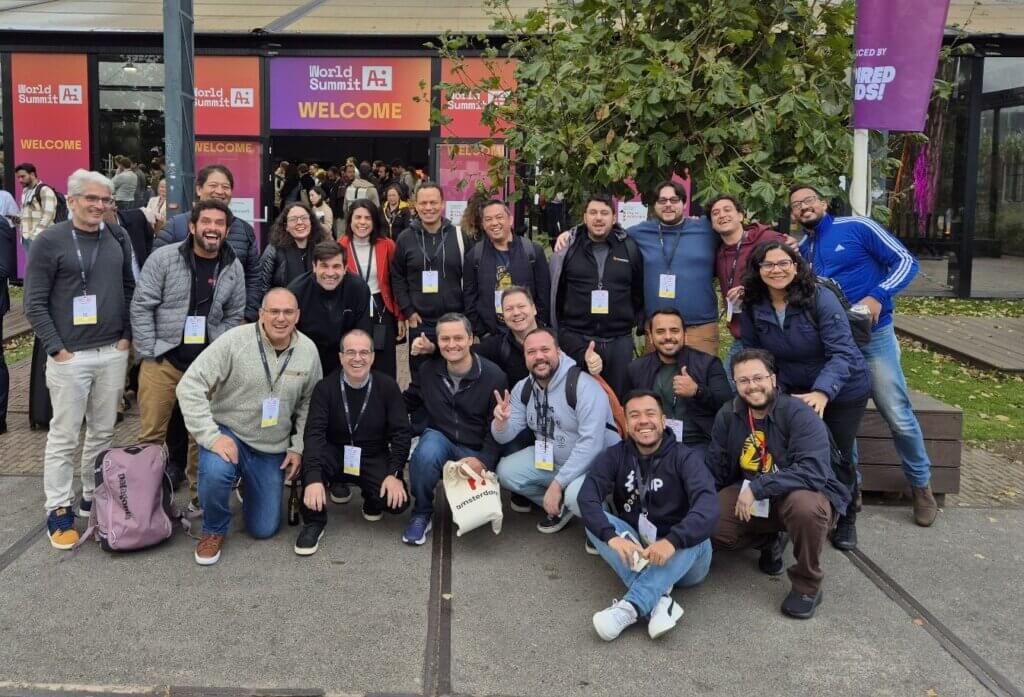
382 206 411 239
0 217 14 316
288 271 372 377
463 235 551 337
625 348 733 444
579 433 719 551
553 224 644 338
116 208 154 269
155 212 262 321
474 330 529 385
260 244 313 297
404 354 508 468
301 370 411 485
390 219 473 323
705 394 851 516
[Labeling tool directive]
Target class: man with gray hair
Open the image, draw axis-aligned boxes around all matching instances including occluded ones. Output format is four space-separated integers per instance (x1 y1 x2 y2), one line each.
24 169 135 550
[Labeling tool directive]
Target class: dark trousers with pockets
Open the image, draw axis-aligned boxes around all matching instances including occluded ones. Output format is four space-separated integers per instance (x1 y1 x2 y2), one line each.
300 447 409 525
558 328 635 401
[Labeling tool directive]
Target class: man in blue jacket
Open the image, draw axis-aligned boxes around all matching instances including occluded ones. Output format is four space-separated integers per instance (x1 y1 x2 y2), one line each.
707 349 850 619
578 389 718 641
790 185 937 527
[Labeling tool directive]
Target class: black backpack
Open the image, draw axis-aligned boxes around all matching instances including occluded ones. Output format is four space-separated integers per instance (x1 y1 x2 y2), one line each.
33 184 69 223
468 235 538 272
806 277 872 348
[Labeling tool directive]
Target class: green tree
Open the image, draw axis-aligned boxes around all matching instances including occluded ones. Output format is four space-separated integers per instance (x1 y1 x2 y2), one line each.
433 0 856 220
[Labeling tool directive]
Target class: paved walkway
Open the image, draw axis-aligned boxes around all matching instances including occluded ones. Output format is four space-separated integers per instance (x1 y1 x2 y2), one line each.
909 257 1024 298
1 297 29 342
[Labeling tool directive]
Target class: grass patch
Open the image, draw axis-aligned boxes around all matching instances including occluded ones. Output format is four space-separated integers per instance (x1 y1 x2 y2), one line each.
896 297 1024 317
3 332 33 364
9 285 23 300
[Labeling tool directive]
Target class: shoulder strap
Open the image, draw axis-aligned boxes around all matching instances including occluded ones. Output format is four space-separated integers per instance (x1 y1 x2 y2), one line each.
565 365 581 410
520 377 533 406
469 239 484 270
520 236 536 265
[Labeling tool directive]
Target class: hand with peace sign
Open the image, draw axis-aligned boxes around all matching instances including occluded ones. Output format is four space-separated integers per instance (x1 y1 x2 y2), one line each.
492 389 513 432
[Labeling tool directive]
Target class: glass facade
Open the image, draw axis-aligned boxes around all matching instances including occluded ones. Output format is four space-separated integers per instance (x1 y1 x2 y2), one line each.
98 55 165 185
977 57 1024 256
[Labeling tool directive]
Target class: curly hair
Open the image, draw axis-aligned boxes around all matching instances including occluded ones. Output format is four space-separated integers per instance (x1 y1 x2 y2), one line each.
742 240 817 312
269 201 331 248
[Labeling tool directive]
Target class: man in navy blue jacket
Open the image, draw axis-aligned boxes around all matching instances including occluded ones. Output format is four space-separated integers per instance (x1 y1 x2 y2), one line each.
791 185 937 527
707 348 850 620
579 389 718 641
0 216 15 434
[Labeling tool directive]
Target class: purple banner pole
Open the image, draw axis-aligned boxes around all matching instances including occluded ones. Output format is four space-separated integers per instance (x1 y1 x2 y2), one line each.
853 0 951 132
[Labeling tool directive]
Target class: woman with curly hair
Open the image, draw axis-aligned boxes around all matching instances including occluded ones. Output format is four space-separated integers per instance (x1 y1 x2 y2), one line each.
259 201 332 296
739 240 871 551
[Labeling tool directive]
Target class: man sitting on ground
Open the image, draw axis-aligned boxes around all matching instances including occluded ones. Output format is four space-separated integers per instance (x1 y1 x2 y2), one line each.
579 389 719 641
706 348 850 619
294 329 411 556
491 328 620 538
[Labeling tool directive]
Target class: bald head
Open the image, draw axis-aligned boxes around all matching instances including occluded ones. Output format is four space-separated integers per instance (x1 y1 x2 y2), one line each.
259 288 301 348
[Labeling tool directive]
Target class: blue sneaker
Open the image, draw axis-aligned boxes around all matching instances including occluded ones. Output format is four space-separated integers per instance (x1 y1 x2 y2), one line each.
402 514 432 546
47 507 79 550
76 498 93 519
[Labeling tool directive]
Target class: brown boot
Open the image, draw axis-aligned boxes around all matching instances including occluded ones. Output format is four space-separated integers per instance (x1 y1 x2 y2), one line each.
911 485 938 527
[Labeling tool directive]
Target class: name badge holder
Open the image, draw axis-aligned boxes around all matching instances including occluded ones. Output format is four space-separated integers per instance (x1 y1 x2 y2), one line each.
256 325 294 429
494 289 504 314
666 419 684 443
591 289 609 315
658 274 676 299
343 445 363 476
422 270 440 294
534 438 555 471
70 228 102 326
742 479 770 517
73 295 98 326
341 375 374 476
183 316 207 345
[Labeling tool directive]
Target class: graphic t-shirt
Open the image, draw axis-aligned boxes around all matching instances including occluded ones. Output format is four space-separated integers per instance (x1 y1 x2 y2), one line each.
740 417 775 475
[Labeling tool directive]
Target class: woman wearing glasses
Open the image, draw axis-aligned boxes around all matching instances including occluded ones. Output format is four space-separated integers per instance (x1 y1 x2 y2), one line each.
259 202 332 297
337 199 405 379
739 241 871 551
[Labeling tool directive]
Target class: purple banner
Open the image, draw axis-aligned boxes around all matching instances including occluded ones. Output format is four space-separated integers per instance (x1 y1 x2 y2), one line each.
853 0 950 132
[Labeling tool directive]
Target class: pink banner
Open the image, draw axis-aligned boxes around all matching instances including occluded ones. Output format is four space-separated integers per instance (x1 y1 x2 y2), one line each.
436 143 507 226
195 140 264 245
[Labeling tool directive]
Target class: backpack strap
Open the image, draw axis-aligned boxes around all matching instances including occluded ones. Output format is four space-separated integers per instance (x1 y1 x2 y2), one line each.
469 239 485 271
455 229 466 290
520 377 533 406
520 236 536 266
565 365 581 410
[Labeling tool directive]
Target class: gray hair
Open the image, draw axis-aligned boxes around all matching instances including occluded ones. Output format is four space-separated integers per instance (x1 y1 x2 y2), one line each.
437 312 472 336
67 169 114 197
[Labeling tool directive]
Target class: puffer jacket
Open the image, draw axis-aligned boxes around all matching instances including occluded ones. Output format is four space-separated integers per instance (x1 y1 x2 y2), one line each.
130 236 246 361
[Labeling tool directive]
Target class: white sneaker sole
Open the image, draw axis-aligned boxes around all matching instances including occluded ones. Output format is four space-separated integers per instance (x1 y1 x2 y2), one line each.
362 511 384 522
537 512 573 534
75 505 92 519
330 492 353 504
648 600 684 639
593 614 633 641
509 499 532 513
294 529 325 556
402 520 432 545
194 549 221 566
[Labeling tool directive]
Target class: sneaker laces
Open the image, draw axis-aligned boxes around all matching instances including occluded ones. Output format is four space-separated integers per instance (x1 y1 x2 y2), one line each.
52 508 74 530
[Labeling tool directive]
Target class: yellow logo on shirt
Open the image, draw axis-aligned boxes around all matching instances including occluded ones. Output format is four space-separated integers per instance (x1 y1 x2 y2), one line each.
740 431 774 474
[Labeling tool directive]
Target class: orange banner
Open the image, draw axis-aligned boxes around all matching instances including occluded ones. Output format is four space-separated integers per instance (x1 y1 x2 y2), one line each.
195 56 261 136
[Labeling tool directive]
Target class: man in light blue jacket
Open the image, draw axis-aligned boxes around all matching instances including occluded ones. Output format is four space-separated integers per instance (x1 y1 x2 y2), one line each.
492 327 620 540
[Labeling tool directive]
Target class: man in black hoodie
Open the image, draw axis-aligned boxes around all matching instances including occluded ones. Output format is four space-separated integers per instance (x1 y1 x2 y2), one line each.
706 348 850 620
549 193 644 400
579 389 718 642
390 183 473 377
289 241 372 377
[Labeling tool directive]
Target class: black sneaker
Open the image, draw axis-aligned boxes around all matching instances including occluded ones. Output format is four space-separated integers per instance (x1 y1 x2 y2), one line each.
537 509 573 534
758 532 787 576
781 588 823 619
330 482 352 504
362 501 384 522
584 537 599 555
831 515 857 551
294 523 325 556
509 493 533 513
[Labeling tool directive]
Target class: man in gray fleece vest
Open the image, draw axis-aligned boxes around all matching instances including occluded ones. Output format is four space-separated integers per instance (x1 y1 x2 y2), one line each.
23 169 135 550
176 288 323 566
492 327 620 539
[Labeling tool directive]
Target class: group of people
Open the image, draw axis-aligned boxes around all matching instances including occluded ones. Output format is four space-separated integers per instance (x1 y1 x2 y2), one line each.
7 159 942 641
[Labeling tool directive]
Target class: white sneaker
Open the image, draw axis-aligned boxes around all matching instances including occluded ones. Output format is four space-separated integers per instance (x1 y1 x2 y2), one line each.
647 595 684 639
592 599 638 641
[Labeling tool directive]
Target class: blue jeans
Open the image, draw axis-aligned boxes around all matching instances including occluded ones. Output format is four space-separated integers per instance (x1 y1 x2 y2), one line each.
861 324 931 487
496 446 586 517
409 428 481 517
724 338 744 392
198 426 285 537
585 512 712 616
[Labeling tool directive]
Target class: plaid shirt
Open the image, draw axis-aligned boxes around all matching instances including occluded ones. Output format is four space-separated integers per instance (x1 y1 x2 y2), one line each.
19 184 57 241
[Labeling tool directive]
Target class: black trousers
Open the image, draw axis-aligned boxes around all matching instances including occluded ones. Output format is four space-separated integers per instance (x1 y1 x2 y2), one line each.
370 295 398 380
301 450 409 524
558 328 635 401
822 397 868 518
0 313 8 424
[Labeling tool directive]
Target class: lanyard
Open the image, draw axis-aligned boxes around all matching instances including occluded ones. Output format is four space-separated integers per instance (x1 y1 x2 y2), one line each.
255 324 294 394
532 385 550 442
746 407 770 474
591 240 610 290
352 241 374 283
418 229 447 270
725 231 748 290
70 227 102 295
658 222 684 269
632 454 661 514
340 375 373 439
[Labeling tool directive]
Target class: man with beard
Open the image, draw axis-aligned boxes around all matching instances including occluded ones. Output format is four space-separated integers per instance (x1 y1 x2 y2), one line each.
622 309 731 454
402 313 506 546
549 193 644 400
579 390 719 641
555 182 720 356
288 241 372 377
790 184 937 528
706 348 850 619
131 199 247 506
492 328 620 536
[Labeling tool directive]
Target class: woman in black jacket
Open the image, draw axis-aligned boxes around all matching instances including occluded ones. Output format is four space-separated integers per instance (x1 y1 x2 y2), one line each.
259 201 332 296
380 183 411 239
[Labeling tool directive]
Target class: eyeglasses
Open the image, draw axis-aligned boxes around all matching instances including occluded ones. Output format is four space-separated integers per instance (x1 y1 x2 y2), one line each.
287 215 310 224
656 197 682 205
735 374 772 387
789 195 820 211
261 308 298 318
78 195 114 206
759 260 794 271
342 349 373 358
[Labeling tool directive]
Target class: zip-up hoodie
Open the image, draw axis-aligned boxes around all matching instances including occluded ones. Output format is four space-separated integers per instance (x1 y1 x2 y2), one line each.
390 218 473 323
579 432 719 550
492 352 621 487
798 212 918 331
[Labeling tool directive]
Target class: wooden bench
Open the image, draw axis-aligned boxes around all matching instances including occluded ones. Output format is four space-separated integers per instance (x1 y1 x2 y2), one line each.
857 389 962 496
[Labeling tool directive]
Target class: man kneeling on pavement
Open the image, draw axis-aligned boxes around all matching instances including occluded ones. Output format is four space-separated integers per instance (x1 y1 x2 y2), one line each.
578 389 719 641
294 329 411 556
706 348 850 619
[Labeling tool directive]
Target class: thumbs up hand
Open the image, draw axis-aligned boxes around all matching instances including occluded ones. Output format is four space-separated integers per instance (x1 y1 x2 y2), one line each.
672 365 699 397
584 341 604 376
493 389 513 432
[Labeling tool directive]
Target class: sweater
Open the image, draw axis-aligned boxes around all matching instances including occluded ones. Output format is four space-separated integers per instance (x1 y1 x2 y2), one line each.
176 323 323 454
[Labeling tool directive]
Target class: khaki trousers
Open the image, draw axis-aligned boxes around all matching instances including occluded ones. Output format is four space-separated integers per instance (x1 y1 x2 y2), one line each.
137 359 199 496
